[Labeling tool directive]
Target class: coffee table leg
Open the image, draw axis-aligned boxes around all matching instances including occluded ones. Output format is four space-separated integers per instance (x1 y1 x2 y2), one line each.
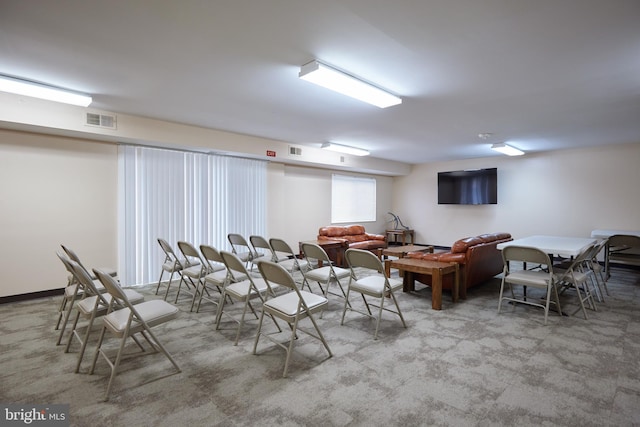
432 269 442 310
403 270 416 292
452 264 460 303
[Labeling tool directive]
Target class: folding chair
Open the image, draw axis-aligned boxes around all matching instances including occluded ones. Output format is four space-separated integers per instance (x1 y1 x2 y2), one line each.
269 238 310 276
300 242 351 304
55 245 111 333
498 245 562 325
89 269 181 401
255 261 332 377
342 248 407 339
176 241 216 310
196 244 241 314
216 251 280 345
60 256 144 373
155 238 194 301
553 244 598 319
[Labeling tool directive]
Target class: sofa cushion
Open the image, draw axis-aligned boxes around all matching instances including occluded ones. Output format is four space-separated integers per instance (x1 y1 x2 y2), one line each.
319 226 348 238
451 236 484 253
346 225 365 235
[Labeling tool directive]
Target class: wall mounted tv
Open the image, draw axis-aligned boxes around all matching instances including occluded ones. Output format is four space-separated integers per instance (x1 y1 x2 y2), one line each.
437 168 498 205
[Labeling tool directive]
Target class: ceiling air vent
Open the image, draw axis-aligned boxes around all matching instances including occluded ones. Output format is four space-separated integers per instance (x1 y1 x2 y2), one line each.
85 112 117 129
289 146 302 156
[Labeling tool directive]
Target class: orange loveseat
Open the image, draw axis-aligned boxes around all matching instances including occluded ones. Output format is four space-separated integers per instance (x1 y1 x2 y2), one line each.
317 225 387 252
406 232 512 293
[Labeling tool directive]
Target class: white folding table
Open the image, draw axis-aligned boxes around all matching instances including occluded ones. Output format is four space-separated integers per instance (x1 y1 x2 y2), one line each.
496 235 597 259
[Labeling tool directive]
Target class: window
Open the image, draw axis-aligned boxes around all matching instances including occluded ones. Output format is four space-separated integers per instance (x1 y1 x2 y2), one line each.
119 145 266 285
331 174 376 223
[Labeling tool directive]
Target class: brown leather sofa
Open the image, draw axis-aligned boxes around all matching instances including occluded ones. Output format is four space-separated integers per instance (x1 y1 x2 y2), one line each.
406 232 512 293
318 225 387 251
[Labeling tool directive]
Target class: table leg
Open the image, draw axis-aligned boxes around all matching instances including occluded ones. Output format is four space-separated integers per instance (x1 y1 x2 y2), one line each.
402 270 416 292
432 268 442 310
452 264 459 303
385 259 391 278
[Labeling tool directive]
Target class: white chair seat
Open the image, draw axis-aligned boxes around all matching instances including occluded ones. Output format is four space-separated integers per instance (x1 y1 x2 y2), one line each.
226 278 270 299
77 289 144 315
278 257 308 271
350 275 403 296
162 260 183 273
103 300 179 334
305 265 350 281
265 290 327 317
505 270 552 288
204 269 231 285
181 265 204 279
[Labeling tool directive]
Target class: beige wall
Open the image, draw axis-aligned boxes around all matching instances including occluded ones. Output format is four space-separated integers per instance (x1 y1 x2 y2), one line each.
0 129 118 297
0 130 393 297
2 126 638 298
393 142 640 247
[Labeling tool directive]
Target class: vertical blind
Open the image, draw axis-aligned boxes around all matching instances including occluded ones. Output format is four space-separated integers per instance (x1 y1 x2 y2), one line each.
119 145 266 285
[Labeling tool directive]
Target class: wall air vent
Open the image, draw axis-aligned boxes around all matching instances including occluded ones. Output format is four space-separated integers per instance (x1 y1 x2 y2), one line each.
85 112 117 129
289 146 302 156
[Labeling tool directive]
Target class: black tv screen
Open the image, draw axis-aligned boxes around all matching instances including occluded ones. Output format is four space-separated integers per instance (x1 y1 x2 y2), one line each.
438 168 497 205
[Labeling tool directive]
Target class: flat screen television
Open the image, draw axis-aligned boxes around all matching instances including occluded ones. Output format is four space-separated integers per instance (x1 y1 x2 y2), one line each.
438 168 498 205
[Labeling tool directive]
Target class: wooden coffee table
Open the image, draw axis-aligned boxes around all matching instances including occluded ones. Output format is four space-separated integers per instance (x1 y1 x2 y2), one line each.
381 244 433 261
387 258 459 310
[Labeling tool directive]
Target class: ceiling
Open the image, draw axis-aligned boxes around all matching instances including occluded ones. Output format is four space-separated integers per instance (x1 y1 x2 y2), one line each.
1 0 639 164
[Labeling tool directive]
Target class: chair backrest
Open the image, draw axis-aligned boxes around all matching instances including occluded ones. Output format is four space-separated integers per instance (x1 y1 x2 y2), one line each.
346 248 384 275
177 241 203 265
158 238 179 260
93 268 129 304
228 233 250 249
269 238 294 256
56 251 86 293
61 245 83 265
199 244 224 265
64 258 100 296
250 235 273 257
301 242 330 265
609 234 640 249
502 246 552 271
257 260 297 293
220 250 250 280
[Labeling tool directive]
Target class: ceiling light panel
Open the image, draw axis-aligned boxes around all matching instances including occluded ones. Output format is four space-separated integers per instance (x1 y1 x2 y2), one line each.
0 75 92 107
299 60 401 108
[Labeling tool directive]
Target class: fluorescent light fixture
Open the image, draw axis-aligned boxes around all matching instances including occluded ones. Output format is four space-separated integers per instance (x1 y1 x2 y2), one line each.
299 60 401 108
321 142 370 156
491 142 524 156
0 75 92 107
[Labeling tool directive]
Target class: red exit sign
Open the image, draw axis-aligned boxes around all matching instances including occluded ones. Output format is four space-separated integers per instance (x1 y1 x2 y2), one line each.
266 150 276 157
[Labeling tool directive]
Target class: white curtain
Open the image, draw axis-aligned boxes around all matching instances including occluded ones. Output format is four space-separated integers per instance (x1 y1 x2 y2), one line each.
119 145 266 286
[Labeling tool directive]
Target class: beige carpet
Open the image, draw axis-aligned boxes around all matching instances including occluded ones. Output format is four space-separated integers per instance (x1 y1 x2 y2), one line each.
1 266 639 426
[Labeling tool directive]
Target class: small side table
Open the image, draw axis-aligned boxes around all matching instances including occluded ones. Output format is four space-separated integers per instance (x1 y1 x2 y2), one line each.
386 229 415 246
